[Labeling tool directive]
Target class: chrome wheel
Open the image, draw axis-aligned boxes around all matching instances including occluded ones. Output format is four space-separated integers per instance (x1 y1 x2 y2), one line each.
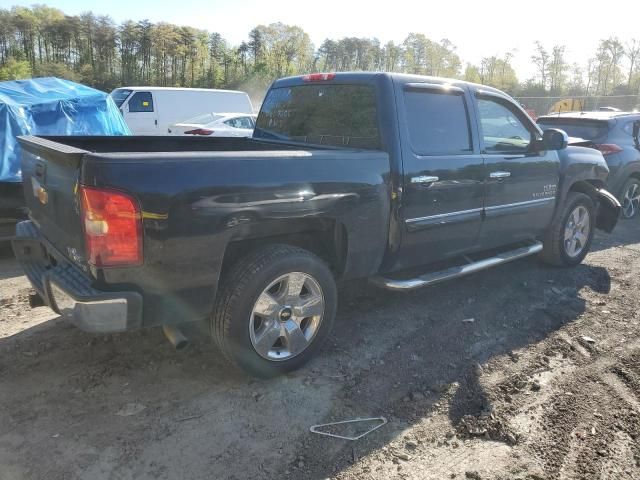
564 205 591 258
249 272 324 361
622 182 640 218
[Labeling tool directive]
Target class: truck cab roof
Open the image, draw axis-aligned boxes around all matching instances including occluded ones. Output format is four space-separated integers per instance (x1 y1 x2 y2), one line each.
271 71 511 98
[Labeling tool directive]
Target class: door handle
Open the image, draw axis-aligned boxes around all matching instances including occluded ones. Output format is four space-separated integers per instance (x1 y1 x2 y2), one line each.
411 175 439 184
489 171 511 179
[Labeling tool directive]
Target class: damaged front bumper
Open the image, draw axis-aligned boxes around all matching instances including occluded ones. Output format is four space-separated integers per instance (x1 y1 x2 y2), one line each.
595 188 621 233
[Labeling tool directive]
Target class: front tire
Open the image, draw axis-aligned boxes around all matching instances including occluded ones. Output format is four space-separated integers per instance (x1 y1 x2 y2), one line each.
619 177 640 219
540 192 595 267
211 245 337 378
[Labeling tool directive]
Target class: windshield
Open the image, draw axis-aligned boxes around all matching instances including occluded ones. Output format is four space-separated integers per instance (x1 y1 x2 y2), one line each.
110 88 132 108
537 118 609 141
254 84 380 149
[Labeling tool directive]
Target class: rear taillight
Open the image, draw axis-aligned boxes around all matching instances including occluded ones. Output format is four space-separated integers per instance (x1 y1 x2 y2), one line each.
79 186 142 267
595 143 623 156
184 128 214 135
302 72 336 82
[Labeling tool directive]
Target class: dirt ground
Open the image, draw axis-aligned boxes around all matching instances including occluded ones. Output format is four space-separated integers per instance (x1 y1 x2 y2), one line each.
1 221 640 480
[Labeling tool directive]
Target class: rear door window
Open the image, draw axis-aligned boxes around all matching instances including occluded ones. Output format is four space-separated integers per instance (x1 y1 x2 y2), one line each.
403 89 472 155
128 92 154 113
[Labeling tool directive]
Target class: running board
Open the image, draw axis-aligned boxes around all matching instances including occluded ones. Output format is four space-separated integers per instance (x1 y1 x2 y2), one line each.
370 241 543 291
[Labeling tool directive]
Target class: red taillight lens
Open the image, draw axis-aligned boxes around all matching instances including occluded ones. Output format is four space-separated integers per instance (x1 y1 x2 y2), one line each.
302 72 336 82
79 186 142 267
184 128 214 135
595 143 623 156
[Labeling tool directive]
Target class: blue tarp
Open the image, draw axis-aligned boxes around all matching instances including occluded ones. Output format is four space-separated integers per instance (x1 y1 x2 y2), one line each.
0 77 130 182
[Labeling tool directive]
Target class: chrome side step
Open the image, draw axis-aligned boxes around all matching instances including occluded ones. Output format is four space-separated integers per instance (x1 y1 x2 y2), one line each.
370 241 543 291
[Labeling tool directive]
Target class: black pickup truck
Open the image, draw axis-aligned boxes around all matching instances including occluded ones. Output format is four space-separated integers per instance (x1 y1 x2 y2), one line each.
12 72 620 377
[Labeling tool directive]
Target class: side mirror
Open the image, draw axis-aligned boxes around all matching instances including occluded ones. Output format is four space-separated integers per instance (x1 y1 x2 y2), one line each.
542 128 569 151
633 121 640 147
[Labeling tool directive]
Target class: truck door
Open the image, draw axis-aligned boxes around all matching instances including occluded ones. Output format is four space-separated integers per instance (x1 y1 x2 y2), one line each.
473 91 559 247
396 82 484 270
123 91 158 135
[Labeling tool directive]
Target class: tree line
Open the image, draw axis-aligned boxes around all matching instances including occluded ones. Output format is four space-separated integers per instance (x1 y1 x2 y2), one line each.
1 5 639 102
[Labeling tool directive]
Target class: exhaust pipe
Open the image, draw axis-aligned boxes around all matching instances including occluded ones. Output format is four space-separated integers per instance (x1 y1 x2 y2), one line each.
163 325 189 350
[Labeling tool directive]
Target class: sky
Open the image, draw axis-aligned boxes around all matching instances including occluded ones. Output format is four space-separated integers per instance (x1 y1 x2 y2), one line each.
2 0 638 80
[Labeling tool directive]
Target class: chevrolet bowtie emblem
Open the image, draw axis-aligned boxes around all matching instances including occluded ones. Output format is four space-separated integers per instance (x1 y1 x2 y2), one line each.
31 177 48 205
37 186 48 205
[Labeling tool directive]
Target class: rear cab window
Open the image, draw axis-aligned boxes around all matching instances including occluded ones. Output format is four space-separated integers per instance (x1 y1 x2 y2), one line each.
254 84 380 149
403 87 472 155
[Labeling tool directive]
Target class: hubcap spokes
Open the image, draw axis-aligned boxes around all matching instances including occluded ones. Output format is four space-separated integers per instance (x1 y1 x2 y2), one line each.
250 272 324 361
564 205 590 257
623 183 640 218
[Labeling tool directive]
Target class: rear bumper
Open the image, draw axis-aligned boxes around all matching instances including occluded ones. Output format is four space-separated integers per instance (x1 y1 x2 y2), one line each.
11 220 143 333
0 221 16 241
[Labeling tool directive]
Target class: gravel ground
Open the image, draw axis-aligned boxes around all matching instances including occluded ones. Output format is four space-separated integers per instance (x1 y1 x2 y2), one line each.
1 222 639 480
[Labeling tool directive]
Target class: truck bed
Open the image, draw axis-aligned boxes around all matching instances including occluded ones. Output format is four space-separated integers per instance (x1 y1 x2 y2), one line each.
16 134 392 328
25 135 306 154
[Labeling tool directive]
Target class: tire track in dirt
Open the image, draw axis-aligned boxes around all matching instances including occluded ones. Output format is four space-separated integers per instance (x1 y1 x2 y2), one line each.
508 344 640 479
3 220 640 479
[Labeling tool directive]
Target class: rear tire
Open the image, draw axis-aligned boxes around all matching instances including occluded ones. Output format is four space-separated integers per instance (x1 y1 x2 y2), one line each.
619 177 640 219
211 244 337 378
540 192 595 267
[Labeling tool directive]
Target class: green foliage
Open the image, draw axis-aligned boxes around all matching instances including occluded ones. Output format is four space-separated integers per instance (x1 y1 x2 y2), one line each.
474 54 518 93
0 58 31 80
34 62 79 81
463 64 481 84
0 5 638 103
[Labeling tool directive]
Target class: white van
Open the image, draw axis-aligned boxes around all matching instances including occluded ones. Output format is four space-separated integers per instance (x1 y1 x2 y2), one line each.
110 87 254 135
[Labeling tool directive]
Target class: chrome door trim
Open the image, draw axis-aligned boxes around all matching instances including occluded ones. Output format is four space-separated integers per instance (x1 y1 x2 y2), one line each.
406 207 484 224
405 207 483 232
484 197 555 218
484 197 554 211
405 198 555 229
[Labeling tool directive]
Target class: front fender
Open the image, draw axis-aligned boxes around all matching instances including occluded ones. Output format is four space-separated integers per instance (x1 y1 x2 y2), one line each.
554 145 620 233
557 145 609 208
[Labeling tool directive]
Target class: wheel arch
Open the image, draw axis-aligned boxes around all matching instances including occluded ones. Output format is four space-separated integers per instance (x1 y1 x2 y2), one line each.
553 178 619 233
220 219 348 282
568 179 605 200
554 179 603 219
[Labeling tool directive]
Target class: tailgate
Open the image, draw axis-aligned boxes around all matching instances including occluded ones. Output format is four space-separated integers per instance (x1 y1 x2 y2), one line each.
17 136 88 264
